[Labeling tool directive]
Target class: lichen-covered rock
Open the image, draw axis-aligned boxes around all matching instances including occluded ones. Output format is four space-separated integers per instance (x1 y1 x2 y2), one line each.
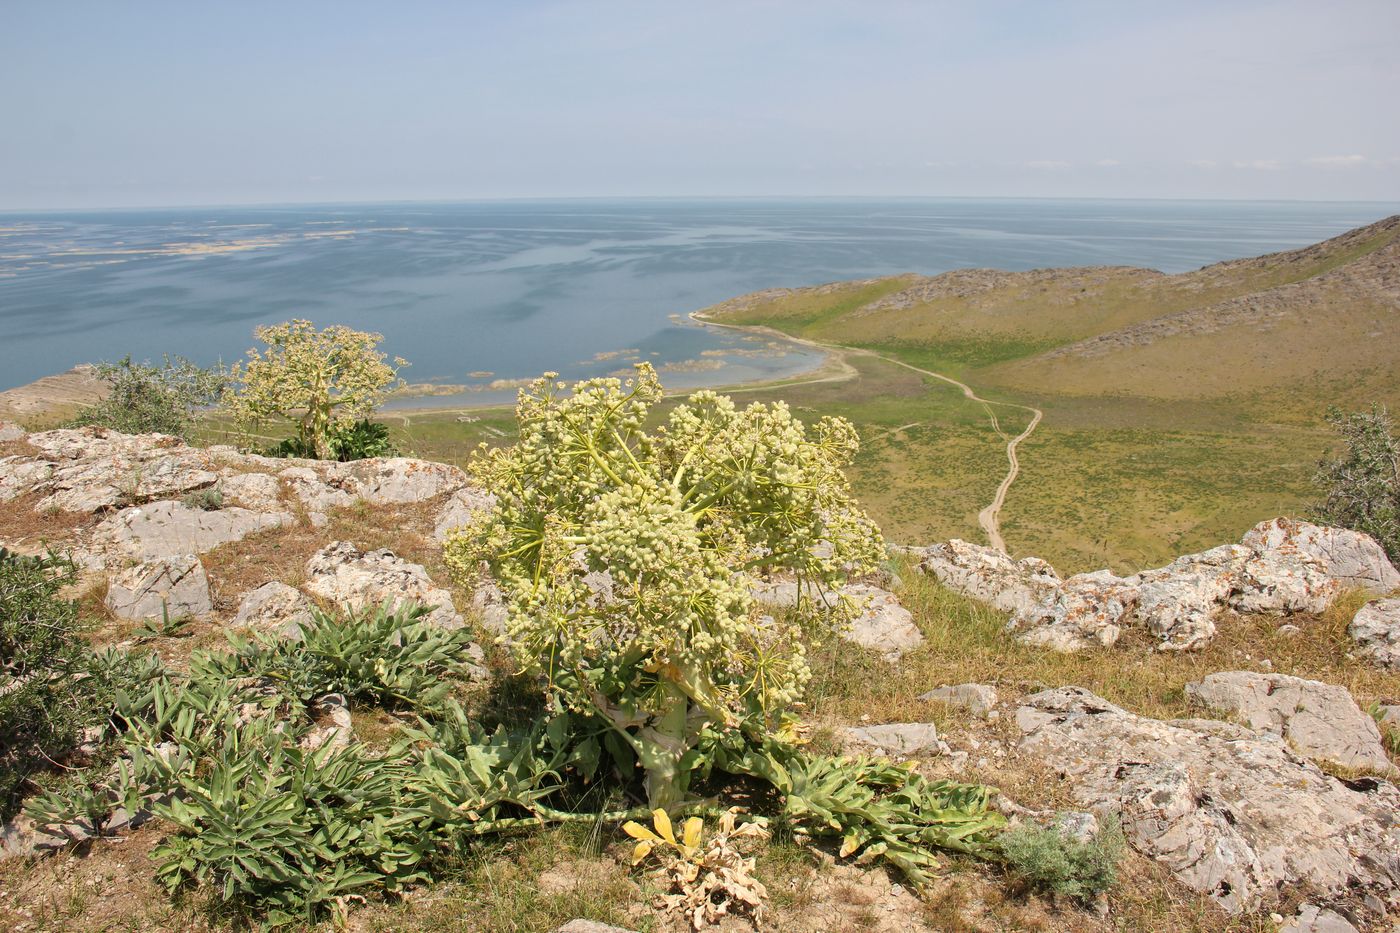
0 421 25 442
1011 570 1136 652
918 539 1061 615
303 540 463 629
919 683 998 719
1241 517 1400 591
752 579 923 660
920 519 1397 653
842 722 945 757
1186 671 1394 773
1279 905 1362 933
1015 687 1400 915
93 500 293 561
0 457 54 502
434 486 497 542
346 457 467 505
218 472 285 512
232 581 315 637
279 466 357 511
105 554 212 620
1350 598 1400 670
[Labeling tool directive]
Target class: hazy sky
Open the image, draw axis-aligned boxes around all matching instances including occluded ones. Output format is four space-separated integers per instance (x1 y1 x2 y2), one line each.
3 0 1398 208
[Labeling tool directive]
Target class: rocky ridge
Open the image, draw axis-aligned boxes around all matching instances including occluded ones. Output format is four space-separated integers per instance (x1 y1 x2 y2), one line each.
4 422 1400 931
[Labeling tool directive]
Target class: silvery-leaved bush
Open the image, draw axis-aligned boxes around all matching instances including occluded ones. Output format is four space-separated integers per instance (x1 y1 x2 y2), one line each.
223 319 406 460
444 363 884 808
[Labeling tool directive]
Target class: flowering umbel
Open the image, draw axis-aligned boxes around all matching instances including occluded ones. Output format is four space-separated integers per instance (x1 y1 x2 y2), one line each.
444 364 884 808
223 320 406 459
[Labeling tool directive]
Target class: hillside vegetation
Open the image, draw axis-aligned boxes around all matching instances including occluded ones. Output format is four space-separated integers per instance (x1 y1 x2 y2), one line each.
700 216 1400 572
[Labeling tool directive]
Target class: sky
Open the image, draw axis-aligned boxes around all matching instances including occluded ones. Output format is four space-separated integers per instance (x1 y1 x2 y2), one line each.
2 0 1398 209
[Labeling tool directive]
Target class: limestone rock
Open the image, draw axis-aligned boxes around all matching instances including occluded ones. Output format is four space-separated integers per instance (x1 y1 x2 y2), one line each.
1279 905 1361 933
919 683 998 719
920 519 1394 653
347 457 467 505
219 472 285 511
1241 517 1400 591
1185 671 1393 773
843 583 923 660
232 582 315 637
918 539 1061 615
0 457 54 502
93 500 293 560
1350 598 1400 670
301 693 353 751
1015 687 1400 914
303 540 463 629
752 580 923 660
1012 571 1135 652
1377 705 1400 729
470 580 509 635
0 421 25 442
279 466 357 511
105 554 212 620
434 486 497 542
843 722 944 757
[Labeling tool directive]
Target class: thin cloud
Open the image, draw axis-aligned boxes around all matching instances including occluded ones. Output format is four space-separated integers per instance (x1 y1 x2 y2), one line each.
1188 159 1218 169
1232 160 1283 171
1304 154 1368 168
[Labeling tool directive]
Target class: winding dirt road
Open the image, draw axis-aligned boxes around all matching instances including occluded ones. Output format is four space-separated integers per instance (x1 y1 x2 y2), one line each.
693 314 1042 552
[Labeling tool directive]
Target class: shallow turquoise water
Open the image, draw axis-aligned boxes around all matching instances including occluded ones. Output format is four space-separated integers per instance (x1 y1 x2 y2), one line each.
1 197 1396 402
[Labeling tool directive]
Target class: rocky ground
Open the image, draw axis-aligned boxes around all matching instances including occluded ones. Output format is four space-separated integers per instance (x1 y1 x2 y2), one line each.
3 422 1400 932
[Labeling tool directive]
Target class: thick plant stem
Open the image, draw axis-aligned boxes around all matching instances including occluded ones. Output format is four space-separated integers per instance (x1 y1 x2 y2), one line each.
634 680 690 811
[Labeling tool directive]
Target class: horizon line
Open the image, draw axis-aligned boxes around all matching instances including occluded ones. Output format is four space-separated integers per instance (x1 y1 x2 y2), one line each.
5 192 1400 214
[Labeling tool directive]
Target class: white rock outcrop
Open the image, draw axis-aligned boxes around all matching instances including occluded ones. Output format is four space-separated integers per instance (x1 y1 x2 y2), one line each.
433 486 497 542
1185 671 1394 773
92 500 294 562
919 683 999 719
920 519 1400 652
104 554 212 621
303 541 463 629
1350 597 1400 670
1015 687 1400 915
752 579 924 660
842 722 945 757
232 581 316 637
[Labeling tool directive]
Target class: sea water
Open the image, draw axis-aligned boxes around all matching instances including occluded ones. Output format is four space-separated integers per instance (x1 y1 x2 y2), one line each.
1 197 1396 405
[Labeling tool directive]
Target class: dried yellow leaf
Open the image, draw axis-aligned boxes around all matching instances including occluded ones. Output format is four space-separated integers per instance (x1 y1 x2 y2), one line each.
622 820 659 842
682 816 704 850
652 807 675 844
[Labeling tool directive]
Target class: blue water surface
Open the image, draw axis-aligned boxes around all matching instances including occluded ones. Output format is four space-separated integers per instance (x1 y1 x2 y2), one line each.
1 197 1396 403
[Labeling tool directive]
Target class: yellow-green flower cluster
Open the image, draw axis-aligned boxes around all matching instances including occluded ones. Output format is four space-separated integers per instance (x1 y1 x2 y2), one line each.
443 363 884 727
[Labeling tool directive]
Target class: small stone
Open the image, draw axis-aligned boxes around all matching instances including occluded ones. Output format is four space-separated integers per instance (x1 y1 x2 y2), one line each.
843 722 942 756
105 554 212 620
919 683 998 718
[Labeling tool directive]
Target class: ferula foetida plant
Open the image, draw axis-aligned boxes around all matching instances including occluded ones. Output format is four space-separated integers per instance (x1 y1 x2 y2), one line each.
223 319 406 460
445 363 885 808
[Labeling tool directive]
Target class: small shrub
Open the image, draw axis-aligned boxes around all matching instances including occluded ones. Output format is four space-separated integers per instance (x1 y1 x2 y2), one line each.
180 487 224 511
67 355 227 440
266 418 398 462
1313 404 1400 562
0 549 154 819
996 815 1125 903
